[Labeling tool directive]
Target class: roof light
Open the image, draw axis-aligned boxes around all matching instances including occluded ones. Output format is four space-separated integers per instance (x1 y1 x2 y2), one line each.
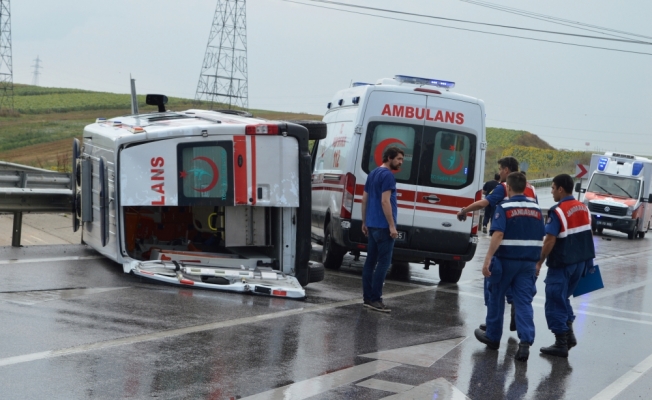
414 88 442 95
394 75 455 89
113 121 122 127
245 124 279 135
327 102 332 109
352 96 360 104
598 157 608 171
352 82 373 87
633 162 644 176
96 118 107 123
128 126 145 134
338 99 344 106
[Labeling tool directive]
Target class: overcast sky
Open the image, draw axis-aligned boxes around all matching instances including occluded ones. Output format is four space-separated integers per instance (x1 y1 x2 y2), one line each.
9 0 652 155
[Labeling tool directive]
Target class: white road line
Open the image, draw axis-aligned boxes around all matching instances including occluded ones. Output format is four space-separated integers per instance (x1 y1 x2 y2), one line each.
240 360 401 400
357 378 414 394
0 285 437 368
590 351 652 400
29 235 46 243
0 255 103 265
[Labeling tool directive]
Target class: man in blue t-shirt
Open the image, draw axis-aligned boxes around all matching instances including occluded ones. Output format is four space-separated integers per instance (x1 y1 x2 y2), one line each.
361 146 404 313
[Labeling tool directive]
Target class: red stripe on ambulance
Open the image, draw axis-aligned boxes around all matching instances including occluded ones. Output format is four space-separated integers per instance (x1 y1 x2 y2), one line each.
233 136 248 205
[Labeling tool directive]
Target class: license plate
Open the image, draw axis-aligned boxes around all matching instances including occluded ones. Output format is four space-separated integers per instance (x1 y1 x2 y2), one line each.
597 221 613 227
396 231 406 241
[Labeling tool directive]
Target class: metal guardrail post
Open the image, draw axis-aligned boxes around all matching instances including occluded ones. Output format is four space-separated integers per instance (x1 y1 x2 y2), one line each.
11 171 28 247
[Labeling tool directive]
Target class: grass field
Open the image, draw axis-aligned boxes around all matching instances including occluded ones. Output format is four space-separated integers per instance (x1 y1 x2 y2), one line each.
0 84 591 178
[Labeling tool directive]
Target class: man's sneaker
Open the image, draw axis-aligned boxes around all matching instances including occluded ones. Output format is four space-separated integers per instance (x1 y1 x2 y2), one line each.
367 301 391 313
482 226 487 233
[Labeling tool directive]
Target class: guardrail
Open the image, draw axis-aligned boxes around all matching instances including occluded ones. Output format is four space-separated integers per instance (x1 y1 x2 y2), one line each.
0 166 73 247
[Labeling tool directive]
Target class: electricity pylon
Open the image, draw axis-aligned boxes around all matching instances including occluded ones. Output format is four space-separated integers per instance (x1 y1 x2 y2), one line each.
0 0 13 111
195 0 248 110
31 56 42 86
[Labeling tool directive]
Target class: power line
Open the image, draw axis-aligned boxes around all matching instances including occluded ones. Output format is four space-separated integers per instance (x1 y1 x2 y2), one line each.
460 0 652 41
302 0 652 45
281 0 652 56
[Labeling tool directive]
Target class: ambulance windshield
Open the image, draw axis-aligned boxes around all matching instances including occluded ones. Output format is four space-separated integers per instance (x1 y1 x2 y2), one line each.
588 174 640 199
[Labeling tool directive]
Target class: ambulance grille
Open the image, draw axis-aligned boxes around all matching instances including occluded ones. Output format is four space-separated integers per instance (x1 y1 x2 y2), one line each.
588 203 627 216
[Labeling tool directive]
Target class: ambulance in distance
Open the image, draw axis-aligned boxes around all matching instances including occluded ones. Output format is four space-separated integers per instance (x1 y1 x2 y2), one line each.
311 75 486 283
583 152 652 239
72 94 326 298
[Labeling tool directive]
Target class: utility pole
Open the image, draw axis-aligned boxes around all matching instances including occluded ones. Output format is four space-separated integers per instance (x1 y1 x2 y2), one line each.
31 56 42 86
195 0 248 110
0 0 13 111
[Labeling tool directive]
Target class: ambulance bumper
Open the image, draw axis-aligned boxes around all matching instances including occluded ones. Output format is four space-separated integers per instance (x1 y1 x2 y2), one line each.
331 217 478 262
592 215 637 232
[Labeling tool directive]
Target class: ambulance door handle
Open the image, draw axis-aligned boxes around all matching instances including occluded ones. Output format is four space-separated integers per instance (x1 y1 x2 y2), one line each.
423 195 440 203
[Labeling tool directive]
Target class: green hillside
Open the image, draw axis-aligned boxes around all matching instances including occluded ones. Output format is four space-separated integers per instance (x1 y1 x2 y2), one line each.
0 84 591 177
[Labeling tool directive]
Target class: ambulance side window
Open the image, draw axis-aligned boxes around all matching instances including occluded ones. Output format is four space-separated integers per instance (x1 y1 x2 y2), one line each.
361 122 421 184
420 128 475 189
176 141 234 206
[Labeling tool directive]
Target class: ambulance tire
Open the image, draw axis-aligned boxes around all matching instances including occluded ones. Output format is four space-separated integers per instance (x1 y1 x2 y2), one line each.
308 262 325 283
288 120 327 140
322 223 345 270
638 231 646 239
628 222 638 240
439 261 465 283
596 227 603 235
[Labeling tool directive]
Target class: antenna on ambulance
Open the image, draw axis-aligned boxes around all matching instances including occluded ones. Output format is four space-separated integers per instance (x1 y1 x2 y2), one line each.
130 74 139 115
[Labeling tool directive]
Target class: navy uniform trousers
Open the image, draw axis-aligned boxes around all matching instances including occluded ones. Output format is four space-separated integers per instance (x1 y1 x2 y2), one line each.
486 258 537 344
544 260 589 334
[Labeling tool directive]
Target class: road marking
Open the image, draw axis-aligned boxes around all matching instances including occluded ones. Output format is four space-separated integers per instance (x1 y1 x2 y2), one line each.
575 279 652 302
380 377 469 400
29 235 46 243
0 285 438 368
240 360 401 400
0 255 103 265
590 351 652 400
360 337 467 367
0 287 129 305
357 378 414 394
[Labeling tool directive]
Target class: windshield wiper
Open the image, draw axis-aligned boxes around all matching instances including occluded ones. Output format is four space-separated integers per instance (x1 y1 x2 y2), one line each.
613 183 633 198
595 184 612 195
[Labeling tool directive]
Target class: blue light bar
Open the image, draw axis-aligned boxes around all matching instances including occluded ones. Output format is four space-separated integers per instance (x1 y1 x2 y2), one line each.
394 75 455 89
633 162 644 176
598 157 608 171
352 82 373 87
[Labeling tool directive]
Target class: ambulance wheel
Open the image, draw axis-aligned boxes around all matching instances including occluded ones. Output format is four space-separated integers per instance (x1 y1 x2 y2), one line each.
308 262 325 283
322 223 345 270
287 120 327 140
638 231 646 239
596 227 603 235
628 221 638 240
439 261 465 283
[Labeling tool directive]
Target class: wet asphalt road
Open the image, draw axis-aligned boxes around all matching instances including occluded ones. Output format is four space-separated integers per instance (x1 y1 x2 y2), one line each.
1 230 652 400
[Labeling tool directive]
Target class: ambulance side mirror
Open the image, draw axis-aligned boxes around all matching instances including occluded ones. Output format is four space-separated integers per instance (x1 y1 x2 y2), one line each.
146 94 169 112
574 182 585 193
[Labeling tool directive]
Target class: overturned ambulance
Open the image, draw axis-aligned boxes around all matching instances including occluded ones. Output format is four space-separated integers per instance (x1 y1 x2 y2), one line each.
72 95 326 298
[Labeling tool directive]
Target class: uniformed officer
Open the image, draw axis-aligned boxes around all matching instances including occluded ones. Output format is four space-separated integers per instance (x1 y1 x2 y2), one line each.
474 172 545 362
458 157 538 332
537 174 595 357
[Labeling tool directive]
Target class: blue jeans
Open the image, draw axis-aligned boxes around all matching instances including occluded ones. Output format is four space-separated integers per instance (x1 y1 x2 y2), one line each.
485 258 537 344
544 260 589 334
362 227 396 302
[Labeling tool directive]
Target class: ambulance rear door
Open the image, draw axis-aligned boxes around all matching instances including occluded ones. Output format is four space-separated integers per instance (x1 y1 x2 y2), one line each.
413 96 483 255
357 90 427 232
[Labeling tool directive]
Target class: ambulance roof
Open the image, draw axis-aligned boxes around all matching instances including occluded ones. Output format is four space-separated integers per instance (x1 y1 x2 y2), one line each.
83 109 270 147
326 76 483 112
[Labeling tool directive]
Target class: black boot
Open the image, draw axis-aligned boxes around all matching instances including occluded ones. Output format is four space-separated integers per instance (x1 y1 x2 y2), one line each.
515 342 530 362
479 323 486 331
509 303 516 332
566 321 577 349
474 328 500 350
540 333 569 357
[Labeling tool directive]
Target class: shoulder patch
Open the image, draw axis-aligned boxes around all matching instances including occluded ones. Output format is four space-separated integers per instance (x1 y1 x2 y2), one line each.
546 216 552 224
494 212 500 220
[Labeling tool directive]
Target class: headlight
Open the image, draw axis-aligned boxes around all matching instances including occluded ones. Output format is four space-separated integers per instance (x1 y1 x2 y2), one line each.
627 207 633 216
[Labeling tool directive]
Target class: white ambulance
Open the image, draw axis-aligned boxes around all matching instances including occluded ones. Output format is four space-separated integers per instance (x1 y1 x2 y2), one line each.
72 94 326 298
582 152 652 239
311 75 486 282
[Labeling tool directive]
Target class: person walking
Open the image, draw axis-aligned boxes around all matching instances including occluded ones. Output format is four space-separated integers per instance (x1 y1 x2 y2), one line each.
537 174 595 357
474 172 544 361
458 157 537 332
482 173 500 233
361 146 404 313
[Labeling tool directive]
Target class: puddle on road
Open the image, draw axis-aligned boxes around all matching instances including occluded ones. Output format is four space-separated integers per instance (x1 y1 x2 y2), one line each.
0 287 129 305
